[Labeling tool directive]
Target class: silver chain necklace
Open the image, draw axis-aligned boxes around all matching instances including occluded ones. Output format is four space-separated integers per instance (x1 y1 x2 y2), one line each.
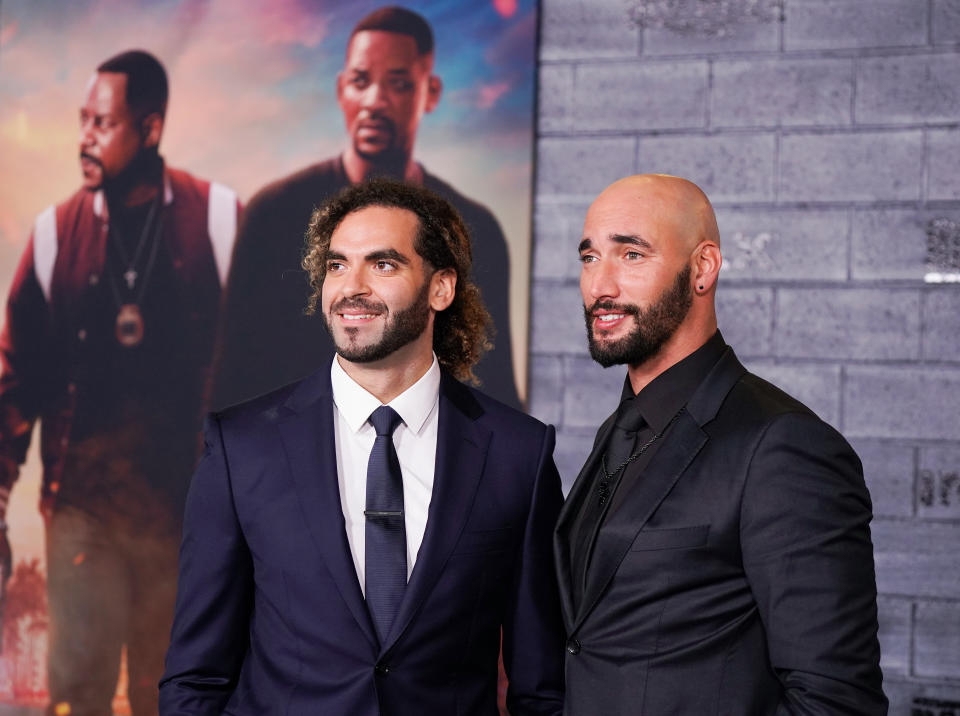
597 411 682 506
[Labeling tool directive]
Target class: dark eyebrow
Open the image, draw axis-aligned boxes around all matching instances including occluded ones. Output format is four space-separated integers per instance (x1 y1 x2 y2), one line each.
578 234 654 253
365 249 410 265
611 234 653 251
326 251 347 262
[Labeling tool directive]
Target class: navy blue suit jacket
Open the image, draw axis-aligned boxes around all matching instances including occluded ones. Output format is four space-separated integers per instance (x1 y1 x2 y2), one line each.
160 369 565 715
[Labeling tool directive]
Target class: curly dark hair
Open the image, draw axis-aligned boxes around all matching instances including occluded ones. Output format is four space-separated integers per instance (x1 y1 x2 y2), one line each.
302 178 493 384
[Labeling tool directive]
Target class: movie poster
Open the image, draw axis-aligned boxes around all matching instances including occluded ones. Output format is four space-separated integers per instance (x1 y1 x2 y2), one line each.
0 0 537 711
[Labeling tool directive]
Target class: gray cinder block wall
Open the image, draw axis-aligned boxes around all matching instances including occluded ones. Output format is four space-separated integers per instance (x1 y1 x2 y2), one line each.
530 0 960 708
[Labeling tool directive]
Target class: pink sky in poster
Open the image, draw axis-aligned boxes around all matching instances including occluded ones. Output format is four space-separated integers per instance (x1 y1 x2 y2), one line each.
0 0 537 707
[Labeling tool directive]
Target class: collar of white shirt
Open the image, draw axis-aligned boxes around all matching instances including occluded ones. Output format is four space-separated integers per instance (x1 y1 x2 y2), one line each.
330 353 441 435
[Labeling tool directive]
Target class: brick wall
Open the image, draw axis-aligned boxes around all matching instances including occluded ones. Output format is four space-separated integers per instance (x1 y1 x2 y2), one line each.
532 0 960 706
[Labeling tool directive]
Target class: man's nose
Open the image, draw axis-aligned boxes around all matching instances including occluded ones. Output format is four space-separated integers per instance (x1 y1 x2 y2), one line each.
342 267 371 297
361 82 389 110
79 118 95 147
584 259 620 301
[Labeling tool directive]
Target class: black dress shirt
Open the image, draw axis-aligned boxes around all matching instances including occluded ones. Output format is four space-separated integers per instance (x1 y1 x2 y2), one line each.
569 331 727 611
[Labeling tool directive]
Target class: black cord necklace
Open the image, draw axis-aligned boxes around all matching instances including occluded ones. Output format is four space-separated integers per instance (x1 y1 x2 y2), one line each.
109 194 160 290
106 194 165 348
597 410 682 506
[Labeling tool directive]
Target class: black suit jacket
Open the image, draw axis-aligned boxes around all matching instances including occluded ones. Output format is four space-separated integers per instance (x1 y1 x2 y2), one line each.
160 369 564 715
554 347 887 715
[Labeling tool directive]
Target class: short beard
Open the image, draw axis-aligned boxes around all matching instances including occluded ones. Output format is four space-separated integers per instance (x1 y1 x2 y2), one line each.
584 264 693 368
325 278 431 363
102 148 162 197
353 116 403 167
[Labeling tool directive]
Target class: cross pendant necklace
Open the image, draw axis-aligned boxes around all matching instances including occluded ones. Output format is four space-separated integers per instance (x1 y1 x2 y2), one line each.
110 195 159 293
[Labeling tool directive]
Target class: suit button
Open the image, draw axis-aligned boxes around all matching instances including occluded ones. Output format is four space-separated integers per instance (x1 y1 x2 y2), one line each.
375 663 390 676
566 638 581 655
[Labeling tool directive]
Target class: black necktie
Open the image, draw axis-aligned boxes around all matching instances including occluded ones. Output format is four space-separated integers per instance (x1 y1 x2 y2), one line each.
598 401 647 506
365 405 406 644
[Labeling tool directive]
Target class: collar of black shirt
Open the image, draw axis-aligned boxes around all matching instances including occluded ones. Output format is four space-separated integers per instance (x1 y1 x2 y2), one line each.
617 331 727 433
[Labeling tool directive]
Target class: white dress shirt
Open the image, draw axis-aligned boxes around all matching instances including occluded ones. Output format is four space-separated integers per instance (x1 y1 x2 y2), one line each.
330 355 440 594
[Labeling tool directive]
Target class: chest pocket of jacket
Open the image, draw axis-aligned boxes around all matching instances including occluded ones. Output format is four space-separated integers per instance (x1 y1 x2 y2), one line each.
630 524 709 551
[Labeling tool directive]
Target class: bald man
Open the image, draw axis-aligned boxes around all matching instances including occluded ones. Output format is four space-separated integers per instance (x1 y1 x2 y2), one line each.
553 175 887 714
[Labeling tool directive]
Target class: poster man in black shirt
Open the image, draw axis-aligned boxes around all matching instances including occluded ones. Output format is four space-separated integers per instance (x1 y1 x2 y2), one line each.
214 5 520 409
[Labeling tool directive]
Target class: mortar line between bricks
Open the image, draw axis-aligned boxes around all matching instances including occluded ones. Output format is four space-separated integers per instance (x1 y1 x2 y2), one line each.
536 354 960 370
849 436 960 446
537 124 958 139
838 364 846 432
536 276 960 291
750 356 960 367
536 199 960 213
722 121 960 132
865 438 960 448
888 673 960 685
705 58 713 130
777 1 784 52
538 45 960 65
884 672 960 683
773 130 780 204
919 289 927 361
877 594 960 607
845 208 853 282
912 444 920 517
921 129 930 205
910 601 917 678
729 355 960 368
770 285 778 359
928 0 935 46
874 514 960 525
850 55 859 126
536 196 960 210
529 353 960 375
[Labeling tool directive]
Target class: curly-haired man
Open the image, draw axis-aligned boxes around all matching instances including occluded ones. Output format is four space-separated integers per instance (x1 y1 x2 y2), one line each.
161 178 565 716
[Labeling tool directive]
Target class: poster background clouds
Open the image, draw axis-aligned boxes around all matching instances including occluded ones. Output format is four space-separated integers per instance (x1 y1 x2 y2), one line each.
0 0 536 706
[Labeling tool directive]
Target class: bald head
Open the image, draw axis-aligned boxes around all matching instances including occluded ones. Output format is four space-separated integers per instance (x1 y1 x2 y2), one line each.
588 174 720 254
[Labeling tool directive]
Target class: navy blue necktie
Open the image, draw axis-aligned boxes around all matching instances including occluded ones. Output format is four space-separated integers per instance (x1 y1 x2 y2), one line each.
364 405 406 645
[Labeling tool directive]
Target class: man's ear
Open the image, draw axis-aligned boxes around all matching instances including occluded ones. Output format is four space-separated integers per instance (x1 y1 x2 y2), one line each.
336 71 345 104
692 240 722 294
429 268 456 311
141 113 163 149
425 75 442 114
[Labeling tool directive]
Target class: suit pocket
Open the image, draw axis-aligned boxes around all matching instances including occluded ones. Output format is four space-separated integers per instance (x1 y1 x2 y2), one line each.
452 526 515 555
630 524 709 551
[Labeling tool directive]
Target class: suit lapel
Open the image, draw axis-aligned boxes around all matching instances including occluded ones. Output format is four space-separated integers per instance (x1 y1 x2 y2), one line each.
574 410 707 630
571 347 749 631
553 413 616 628
278 371 378 650
380 374 490 653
